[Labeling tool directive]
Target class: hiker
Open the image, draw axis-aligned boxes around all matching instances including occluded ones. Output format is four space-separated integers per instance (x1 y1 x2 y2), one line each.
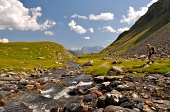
147 44 154 64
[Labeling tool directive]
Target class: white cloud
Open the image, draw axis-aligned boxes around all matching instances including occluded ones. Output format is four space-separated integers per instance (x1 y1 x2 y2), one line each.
0 0 56 31
89 28 94 33
0 38 9 43
44 31 55 36
8 28 13 30
103 26 116 33
117 27 129 33
89 12 114 20
84 37 90 40
71 14 88 19
68 20 86 34
39 19 56 30
147 0 158 7
120 0 157 24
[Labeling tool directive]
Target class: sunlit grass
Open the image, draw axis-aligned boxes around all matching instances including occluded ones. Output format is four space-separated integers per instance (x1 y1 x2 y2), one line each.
0 41 73 60
82 67 110 76
143 60 170 74
74 54 170 76
0 53 169 77
0 59 67 74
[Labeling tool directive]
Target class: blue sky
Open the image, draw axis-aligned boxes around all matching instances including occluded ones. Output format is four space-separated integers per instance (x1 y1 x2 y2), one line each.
0 0 157 50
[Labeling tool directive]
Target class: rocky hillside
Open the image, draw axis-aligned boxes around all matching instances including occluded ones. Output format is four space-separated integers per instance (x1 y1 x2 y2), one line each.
101 0 170 58
0 41 73 60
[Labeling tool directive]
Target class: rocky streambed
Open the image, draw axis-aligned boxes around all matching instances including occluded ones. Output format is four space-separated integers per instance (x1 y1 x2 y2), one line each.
0 60 170 112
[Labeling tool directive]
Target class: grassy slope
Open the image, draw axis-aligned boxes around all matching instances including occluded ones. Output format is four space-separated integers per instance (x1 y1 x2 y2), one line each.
0 41 73 73
0 59 68 74
0 41 73 60
101 0 170 56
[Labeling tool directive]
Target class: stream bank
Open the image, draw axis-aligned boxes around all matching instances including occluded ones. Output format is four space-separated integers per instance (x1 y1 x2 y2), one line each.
0 60 170 112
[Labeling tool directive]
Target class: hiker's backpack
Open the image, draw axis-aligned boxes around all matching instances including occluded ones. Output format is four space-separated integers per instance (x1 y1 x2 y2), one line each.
151 46 156 54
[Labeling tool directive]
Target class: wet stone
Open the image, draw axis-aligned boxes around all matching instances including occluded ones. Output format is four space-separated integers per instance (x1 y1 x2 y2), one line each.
92 108 104 112
164 71 170 77
64 103 84 112
104 105 134 112
120 102 133 109
106 90 123 105
97 95 106 108
83 93 97 103
94 76 105 83
116 82 135 91
3 101 32 112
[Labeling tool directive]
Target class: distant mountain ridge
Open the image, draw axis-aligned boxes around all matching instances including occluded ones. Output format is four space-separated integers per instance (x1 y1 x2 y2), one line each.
68 50 79 56
101 0 170 58
72 46 104 54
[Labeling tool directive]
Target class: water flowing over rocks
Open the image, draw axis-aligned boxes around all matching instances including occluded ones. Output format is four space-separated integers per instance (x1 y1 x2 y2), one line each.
0 60 170 112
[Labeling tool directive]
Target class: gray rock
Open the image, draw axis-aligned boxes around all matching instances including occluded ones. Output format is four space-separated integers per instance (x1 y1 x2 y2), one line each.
104 76 124 81
107 66 124 76
0 76 19 81
164 71 170 77
133 108 141 112
7 72 17 75
82 60 93 66
65 103 83 112
120 102 133 109
154 100 170 111
94 76 105 83
143 105 154 112
92 108 104 112
106 90 122 105
3 101 32 112
104 105 134 112
116 82 135 91
147 76 157 80
102 81 110 87
83 93 97 103
20 78 28 85
97 95 106 108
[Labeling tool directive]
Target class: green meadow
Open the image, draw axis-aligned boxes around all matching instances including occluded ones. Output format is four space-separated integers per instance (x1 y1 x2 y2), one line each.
0 42 169 76
74 54 170 76
0 54 170 76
